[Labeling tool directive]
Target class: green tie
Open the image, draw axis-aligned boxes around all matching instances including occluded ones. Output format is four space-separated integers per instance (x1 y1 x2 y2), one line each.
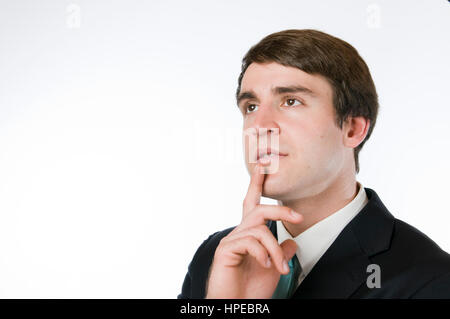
272 254 302 299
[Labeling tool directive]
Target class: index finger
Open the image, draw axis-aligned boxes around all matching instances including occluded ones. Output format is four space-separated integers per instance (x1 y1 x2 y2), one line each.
242 163 267 216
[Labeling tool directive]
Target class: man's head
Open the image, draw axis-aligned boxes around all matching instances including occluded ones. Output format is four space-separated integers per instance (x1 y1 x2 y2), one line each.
237 29 378 201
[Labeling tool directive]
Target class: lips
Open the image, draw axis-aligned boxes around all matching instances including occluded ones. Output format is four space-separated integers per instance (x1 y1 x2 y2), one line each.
256 148 288 161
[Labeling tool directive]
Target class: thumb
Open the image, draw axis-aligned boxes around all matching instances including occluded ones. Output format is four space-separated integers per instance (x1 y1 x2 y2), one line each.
280 239 298 262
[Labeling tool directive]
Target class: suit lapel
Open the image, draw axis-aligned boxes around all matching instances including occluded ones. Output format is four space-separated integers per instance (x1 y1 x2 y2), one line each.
268 187 395 299
291 225 371 298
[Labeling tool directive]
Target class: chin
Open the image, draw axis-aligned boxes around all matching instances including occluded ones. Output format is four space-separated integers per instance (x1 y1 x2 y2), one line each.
261 174 288 199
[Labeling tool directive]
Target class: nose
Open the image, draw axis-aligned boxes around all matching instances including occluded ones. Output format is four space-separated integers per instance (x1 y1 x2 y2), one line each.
251 104 280 141
244 105 280 161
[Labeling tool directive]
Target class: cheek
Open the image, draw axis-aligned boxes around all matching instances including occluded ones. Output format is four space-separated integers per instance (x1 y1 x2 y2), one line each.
290 117 343 170
314 125 344 171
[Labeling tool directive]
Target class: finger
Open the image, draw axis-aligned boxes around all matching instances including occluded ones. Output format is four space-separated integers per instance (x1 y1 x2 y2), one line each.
225 225 291 274
242 163 269 216
240 204 303 230
219 236 271 269
280 239 298 265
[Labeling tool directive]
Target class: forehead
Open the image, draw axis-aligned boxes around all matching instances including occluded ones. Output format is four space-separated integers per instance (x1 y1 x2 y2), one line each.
240 62 333 98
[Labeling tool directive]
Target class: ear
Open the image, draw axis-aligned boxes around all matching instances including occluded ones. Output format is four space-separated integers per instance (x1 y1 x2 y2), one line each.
342 116 370 148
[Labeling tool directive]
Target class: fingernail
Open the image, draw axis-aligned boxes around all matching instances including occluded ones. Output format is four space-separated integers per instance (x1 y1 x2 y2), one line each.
259 156 270 164
283 259 290 273
290 209 302 217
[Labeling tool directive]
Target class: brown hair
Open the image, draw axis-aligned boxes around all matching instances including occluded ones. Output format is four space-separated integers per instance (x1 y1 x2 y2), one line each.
236 29 379 174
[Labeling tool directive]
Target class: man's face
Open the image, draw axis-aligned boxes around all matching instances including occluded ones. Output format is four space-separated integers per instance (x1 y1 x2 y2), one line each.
238 62 350 201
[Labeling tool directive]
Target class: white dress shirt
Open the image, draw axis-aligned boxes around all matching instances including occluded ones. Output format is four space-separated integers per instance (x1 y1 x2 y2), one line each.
276 181 369 288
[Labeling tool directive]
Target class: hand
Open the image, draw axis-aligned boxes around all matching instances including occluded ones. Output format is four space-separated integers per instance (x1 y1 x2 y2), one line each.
205 162 304 299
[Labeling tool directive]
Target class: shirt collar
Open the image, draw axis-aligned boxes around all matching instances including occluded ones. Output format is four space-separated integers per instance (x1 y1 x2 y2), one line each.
276 181 369 278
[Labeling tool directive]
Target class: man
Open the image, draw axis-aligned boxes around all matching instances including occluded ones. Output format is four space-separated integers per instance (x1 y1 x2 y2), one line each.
178 29 450 299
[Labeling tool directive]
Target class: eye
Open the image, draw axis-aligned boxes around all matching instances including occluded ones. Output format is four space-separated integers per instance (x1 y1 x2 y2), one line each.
245 104 258 114
283 98 302 107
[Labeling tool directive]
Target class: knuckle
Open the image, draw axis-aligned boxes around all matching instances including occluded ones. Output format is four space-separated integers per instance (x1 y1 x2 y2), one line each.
240 235 255 244
250 207 265 222
257 250 266 261
253 225 277 247
256 224 269 234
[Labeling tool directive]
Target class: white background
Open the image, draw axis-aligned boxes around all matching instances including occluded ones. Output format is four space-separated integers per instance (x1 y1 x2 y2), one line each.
0 0 449 298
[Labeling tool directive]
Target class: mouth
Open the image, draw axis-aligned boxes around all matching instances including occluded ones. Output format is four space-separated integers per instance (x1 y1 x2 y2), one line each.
256 148 288 163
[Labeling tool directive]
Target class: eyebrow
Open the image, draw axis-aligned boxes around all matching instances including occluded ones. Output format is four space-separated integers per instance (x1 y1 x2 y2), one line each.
236 85 316 107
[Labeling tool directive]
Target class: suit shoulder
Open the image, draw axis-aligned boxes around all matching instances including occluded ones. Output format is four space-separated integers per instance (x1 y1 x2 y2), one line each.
185 225 237 275
410 271 450 298
353 216 450 298
193 226 237 260
178 225 237 299
393 218 448 253
391 217 450 271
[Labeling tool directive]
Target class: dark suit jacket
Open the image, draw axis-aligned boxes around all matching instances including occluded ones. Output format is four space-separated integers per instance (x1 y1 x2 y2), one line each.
178 188 450 298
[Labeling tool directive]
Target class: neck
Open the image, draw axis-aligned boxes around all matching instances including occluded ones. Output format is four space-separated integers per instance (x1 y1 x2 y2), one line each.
278 173 359 238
